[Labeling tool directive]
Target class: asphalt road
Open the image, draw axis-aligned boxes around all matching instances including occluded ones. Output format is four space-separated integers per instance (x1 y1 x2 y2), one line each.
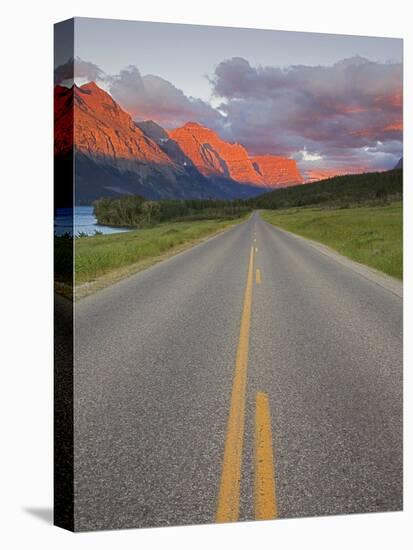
73 211 402 531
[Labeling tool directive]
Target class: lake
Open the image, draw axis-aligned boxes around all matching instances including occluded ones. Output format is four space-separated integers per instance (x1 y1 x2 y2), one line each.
54 206 132 236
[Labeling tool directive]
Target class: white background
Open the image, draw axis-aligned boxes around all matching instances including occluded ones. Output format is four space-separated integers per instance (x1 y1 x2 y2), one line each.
0 0 411 548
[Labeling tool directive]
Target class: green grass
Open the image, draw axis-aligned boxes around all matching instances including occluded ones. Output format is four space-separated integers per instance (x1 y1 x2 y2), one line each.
74 217 243 287
261 202 402 279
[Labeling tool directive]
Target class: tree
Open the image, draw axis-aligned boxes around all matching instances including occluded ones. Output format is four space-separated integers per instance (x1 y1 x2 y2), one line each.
141 201 161 226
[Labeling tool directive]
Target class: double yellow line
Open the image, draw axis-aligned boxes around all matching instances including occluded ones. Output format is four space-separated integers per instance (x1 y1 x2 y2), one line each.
216 244 277 523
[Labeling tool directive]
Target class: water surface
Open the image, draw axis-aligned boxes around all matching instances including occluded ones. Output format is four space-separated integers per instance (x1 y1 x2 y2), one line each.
54 206 131 236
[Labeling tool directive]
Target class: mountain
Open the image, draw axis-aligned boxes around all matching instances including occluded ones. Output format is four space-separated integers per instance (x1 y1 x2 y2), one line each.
55 84 269 205
135 120 198 169
54 82 303 205
252 155 303 186
55 83 215 204
56 82 173 169
169 122 303 189
134 120 266 200
394 157 403 169
168 122 264 185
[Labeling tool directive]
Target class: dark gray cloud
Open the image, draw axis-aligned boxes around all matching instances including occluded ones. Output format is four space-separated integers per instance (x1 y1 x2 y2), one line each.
211 55 403 171
54 55 403 175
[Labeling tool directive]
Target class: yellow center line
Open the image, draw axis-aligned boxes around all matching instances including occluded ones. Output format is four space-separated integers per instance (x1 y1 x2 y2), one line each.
256 268 262 285
254 392 278 520
216 246 255 523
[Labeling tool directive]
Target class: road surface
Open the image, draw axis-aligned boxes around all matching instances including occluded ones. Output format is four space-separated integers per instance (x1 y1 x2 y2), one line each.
73 212 402 531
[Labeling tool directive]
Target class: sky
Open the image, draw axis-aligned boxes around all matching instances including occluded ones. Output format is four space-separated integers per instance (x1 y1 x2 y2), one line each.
55 17 403 178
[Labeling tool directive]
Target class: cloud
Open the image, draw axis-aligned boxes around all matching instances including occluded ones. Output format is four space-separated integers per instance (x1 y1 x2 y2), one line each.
54 55 403 175
55 58 225 130
54 56 106 86
108 65 223 129
211 55 403 172
298 149 323 162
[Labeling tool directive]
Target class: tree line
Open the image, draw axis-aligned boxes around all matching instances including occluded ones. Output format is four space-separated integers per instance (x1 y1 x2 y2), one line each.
93 169 402 228
93 195 251 228
246 169 402 210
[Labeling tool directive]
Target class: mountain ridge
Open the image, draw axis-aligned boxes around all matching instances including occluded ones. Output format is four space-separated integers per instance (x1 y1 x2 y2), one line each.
168 122 303 189
54 82 304 205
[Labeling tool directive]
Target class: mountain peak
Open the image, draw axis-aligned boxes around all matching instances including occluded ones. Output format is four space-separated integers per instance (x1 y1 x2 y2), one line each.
79 81 102 92
182 121 206 129
55 80 305 200
74 81 110 102
55 81 176 172
169 123 264 184
252 155 303 187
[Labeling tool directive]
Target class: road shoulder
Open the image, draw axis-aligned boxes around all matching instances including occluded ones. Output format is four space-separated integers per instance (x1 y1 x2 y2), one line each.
261 217 403 299
74 218 245 301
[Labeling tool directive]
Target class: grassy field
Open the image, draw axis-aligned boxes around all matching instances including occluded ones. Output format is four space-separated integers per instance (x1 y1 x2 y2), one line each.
261 202 402 279
72 216 244 298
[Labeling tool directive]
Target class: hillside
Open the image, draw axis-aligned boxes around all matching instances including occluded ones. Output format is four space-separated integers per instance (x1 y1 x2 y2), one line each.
247 169 402 209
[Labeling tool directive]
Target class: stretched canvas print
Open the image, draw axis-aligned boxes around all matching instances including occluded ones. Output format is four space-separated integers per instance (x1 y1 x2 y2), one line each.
54 17 403 531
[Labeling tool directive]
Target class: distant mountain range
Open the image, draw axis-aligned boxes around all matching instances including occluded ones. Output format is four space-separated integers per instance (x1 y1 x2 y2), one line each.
54 82 304 206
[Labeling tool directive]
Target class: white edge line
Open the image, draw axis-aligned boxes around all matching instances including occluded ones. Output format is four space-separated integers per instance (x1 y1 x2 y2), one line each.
261 217 403 300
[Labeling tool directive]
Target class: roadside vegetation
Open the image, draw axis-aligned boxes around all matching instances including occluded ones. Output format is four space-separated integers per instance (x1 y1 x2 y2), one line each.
69 217 245 298
261 202 402 279
54 168 402 299
54 197 250 298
